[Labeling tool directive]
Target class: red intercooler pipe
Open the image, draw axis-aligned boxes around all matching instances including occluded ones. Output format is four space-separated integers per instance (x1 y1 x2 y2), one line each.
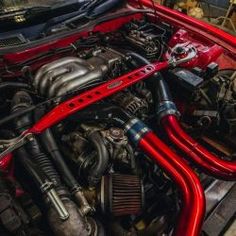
126 118 205 236
138 131 205 236
162 115 236 180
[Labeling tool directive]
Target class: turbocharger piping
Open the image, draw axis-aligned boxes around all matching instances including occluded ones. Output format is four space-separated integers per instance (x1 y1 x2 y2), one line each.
155 74 236 180
125 118 205 236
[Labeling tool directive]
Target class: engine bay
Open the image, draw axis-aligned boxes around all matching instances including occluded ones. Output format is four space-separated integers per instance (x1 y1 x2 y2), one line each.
0 7 235 236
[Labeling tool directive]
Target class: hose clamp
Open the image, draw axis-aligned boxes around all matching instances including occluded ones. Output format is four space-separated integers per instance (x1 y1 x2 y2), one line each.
40 181 54 193
125 118 150 146
157 101 180 122
0 132 34 160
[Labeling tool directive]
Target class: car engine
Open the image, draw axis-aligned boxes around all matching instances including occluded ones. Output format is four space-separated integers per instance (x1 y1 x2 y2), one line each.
0 7 235 236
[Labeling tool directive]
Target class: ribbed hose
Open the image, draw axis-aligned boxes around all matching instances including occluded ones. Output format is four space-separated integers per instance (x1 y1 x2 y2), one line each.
41 129 80 191
11 91 62 188
11 91 99 232
26 138 62 188
16 147 49 187
40 129 92 216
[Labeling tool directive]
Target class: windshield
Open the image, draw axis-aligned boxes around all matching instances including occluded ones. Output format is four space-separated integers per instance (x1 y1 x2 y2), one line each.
0 0 74 13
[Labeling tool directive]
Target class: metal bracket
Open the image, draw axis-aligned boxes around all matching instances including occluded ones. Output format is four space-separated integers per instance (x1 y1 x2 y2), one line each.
0 132 34 160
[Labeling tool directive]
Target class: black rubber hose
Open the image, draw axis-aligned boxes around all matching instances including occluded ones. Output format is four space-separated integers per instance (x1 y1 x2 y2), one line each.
25 139 62 188
0 82 30 91
11 91 62 189
0 130 46 187
87 131 110 187
126 51 151 66
155 74 173 103
40 129 81 192
16 147 48 187
0 105 36 127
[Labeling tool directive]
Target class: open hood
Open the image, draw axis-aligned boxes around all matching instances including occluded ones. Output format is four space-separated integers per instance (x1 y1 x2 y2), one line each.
0 1 235 236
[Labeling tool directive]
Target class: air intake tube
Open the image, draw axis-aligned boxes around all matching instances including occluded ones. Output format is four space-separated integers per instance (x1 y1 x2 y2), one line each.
40 129 92 215
155 74 236 180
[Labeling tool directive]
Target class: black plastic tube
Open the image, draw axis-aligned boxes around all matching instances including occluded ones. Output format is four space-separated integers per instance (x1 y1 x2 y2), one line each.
40 129 81 192
87 131 110 186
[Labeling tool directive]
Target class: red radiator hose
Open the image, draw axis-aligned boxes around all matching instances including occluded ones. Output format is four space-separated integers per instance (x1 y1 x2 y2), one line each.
162 115 236 180
138 131 205 236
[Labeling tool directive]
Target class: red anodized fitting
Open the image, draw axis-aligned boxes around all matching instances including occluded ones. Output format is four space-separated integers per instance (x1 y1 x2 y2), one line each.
162 115 236 180
138 131 205 236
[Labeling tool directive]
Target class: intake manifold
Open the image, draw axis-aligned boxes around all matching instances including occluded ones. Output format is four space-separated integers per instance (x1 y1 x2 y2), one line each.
33 48 124 98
